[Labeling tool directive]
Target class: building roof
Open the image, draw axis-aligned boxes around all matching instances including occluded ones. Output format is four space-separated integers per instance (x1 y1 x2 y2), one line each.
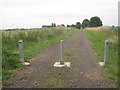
57 25 64 27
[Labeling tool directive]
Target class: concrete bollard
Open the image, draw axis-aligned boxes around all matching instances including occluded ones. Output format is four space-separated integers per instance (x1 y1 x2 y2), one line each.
60 40 64 65
19 40 25 63
53 40 70 67
104 40 109 64
19 40 30 66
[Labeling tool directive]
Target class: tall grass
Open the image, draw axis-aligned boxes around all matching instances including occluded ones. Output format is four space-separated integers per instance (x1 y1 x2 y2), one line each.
84 27 118 83
2 28 77 82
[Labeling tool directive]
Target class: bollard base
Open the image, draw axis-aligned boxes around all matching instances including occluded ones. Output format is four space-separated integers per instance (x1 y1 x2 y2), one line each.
98 62 105 66
22 62 30 66
54 62 70 67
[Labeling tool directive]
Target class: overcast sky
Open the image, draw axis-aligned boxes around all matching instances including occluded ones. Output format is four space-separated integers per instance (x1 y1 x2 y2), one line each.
1 0 119 29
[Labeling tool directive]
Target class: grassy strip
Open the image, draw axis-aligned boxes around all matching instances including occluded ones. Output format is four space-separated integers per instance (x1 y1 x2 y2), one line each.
84 27 118 83
2 28 77 83
47 75 64 88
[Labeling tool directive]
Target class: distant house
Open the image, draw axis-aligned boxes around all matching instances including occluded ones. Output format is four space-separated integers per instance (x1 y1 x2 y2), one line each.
57 25 64 28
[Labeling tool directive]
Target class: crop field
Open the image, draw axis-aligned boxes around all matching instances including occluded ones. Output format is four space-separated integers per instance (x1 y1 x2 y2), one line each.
2 28 77 82
84 27 118 83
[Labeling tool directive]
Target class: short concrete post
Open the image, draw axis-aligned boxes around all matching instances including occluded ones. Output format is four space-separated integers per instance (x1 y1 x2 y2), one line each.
19 40 24 63
60 40 64 65
104 40 109 64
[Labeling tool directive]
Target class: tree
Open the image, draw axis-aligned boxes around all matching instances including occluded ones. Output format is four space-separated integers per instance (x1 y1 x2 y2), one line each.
67 25 69 27
90 16 102 27
52 23 56 27
67 24 75 27
82 19 90 28
71 24 76 27
53 23 56 27
52 23 54 27
112 25 114 28
62 24 65 27
75 22 81 29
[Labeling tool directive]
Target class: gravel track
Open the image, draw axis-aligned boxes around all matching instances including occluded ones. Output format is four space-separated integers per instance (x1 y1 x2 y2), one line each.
3 30 116 88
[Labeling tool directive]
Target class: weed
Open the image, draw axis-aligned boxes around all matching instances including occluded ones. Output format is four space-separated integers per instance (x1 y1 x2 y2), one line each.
47 76 64 88
64 50 73 56
64 56 78 60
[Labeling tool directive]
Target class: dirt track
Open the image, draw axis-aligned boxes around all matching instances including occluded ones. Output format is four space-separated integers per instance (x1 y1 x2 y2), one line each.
3 30 116 88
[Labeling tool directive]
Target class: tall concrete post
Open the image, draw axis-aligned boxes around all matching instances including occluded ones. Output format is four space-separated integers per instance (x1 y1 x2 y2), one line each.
60 40 64 65
19 40 24 63
104 40 109 64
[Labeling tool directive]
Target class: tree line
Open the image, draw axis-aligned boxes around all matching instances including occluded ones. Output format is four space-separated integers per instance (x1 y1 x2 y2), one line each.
42 16 103 29
42 23 56 28
67 16 103 29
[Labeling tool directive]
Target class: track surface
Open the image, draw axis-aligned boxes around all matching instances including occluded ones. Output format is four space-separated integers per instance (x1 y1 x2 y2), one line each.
3 31 116 88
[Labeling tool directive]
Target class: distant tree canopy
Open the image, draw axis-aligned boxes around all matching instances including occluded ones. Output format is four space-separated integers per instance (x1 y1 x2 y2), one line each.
42 16 103 29
90 16 102 27
61 24 65 27
67 24 76 27
75 22 81 29
82 19 90 28
52 23 56 27
42 25 52 28
71 24 76 27
112 25 114 28
42 23 56 28
67 25 70 27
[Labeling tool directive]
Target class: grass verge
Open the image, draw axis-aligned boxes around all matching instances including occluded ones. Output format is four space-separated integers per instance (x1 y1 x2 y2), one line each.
84 27 118 84
2 28 78 83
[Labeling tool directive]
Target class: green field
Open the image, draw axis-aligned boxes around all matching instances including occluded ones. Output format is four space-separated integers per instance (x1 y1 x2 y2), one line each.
84 27 118 84
2 28 77 83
